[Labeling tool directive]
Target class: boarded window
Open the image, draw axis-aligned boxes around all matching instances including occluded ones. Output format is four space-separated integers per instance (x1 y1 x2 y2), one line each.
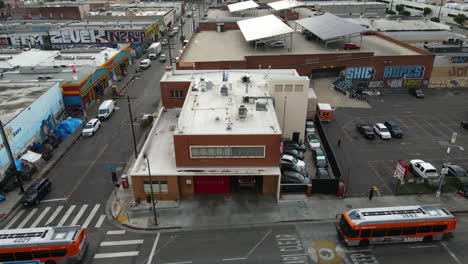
274 85 283 92
144 181 169 193
284 85 293 92
294 85 304 92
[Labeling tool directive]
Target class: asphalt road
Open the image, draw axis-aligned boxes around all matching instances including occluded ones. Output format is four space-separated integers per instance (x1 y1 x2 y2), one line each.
324 88 468 196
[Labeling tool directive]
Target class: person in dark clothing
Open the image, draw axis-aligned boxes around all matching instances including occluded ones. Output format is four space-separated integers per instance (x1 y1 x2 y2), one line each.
337 139 341 147
369 187 374 200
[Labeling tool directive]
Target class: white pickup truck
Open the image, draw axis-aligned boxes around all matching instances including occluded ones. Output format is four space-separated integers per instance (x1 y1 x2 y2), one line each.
409 159 439 179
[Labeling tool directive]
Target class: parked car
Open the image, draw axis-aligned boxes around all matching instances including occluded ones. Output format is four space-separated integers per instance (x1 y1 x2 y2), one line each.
344 43 360 50
159 54 167 62
312 148 328 168
306 134 321 150
283 141 306 152
461 121 468 129
139 59 151 70
161 38 168 46
82 118 101 137
172 27 179 33
238 176 256 188
446 165 468 190
373 123 391 139
384 121 403 138
20 178 52 206
281 171 309 184
409 88 424 98
280 163 308 177
169 31 176 37
282 149 304 160
409 159 439 179
356 124 375 139
316 168 330 179
280 154 306 167
269 41 285 48
305 120 315 134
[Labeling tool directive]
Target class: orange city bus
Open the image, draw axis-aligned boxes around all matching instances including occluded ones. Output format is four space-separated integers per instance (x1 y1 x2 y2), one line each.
0 225 88 264
336 204 456 246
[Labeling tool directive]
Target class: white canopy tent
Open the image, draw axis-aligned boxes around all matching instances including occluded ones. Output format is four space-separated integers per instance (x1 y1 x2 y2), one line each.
228 0 259 13
268 0 304 11
237 15 294 42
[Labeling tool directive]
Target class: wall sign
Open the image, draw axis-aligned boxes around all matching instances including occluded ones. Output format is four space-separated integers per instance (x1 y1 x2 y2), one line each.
383 66 425 79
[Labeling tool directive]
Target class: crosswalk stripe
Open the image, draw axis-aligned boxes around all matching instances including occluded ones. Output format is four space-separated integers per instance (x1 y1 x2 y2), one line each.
95 214 106 228
70 204 88 226
30 207 51 228
58 205 76 226
100 240 144 246
94 251 139 259
107 230 126 235
82 204 100 229
17 208 38 229
45 205 63 226
4 210 25 230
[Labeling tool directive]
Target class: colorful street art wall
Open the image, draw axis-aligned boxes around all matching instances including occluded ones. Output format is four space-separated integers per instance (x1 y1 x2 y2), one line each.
429 65 468 88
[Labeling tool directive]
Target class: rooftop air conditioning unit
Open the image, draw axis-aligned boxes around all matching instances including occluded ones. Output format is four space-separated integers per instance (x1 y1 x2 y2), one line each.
238 105 248 119
220 85 228 96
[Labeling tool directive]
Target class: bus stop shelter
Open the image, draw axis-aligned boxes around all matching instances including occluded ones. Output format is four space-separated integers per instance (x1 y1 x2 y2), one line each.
237 15 294 50
295 13 369 47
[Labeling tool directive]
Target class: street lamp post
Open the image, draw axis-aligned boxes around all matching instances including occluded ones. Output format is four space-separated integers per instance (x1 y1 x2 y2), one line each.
144 154 158 226
436 132 460 198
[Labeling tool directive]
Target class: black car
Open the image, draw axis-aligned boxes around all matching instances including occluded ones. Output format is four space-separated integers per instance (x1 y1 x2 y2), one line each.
312 148 328 168
20 178 52 206
282 149 304 160
409 88 424 98
384 121 403 138
356 124 375 139
283 141 306 152
280 163 308 177
281 171 309 184
316 168 330 179
447 165 468 190
461 121 468 129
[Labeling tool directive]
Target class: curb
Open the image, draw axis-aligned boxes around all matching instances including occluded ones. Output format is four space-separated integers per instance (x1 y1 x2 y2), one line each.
121 222 182 231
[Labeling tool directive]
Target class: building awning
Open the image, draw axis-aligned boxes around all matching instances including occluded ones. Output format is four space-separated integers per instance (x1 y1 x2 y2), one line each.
268 0 304 11
237 15 294 42
228 0 259 13
295 13 368 41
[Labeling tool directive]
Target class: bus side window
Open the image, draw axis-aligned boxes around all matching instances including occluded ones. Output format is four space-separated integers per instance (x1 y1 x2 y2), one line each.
0 253 14 262
349 229 360 238
32 250 51 258
361 229 371 238
15 252 33 261
433 225 447 232
372 229 386 237
388 228 402 236
418 226 433 233
402 227 417 235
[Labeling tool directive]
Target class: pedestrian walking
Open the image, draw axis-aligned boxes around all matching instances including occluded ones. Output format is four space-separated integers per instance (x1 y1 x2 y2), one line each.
368 187 374 200
337 139 341 148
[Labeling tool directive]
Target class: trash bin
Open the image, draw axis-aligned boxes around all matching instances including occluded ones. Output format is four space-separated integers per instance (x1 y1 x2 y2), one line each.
121 175 129 189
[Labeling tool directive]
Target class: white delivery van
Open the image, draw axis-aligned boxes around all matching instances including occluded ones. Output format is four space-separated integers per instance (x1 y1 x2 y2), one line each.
98 100 115 120
148 42 161 60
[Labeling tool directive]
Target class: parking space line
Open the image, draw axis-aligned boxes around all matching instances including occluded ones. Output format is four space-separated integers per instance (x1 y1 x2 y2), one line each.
367 161 392 194
441 242 462 264
222 257 247 261
246 230 271 258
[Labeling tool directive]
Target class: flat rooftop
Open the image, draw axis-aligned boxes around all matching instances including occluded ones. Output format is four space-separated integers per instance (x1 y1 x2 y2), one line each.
382 31 466 42
168 70 289 135
348 18 451 32
181 30 420 62
0 81 58 124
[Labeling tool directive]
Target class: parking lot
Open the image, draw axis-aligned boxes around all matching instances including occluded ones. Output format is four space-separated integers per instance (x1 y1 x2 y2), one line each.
322 88 468 196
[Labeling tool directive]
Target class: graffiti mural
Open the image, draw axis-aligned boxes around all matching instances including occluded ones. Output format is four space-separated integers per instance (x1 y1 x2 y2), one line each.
346 67 376 79
40 115 55 140
429 78 468 88
368 81 383 88
448 66 468 77
0 34 44 47
451 56 468 64
50 29 146 45
383 66 425 79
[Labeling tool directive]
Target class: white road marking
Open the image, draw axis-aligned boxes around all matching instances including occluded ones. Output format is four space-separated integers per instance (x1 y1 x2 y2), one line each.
246 229 271 258
222 257 247 261
82 204 100 228
441 242 462 264
4 210 24 229
41 198 67 203
160 262 192 264
45 205 63 226
147 233 160 264
70 204 88 226
17 208 38 229
341 249 372 253
57 205 76 226
94 251 139 258
100 240 144 246
409 245 437 249
95 214 106 228
107 230 126 235
30 207 51 228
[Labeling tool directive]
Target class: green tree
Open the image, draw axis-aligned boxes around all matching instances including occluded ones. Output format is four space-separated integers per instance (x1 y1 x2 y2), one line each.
400 10 411 16
386 10 396 15
453 14 467 25
423 7 432 16
395 4 404 12
430 17 440 22
0 1 5 8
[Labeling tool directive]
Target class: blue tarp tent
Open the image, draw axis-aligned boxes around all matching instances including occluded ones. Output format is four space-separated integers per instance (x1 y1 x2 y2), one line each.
53 118 83 139
14 159 22 171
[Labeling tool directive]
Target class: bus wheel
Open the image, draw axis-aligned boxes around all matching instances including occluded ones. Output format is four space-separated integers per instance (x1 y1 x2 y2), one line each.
423 235 433 243
45 260 57 264
359 239 370 247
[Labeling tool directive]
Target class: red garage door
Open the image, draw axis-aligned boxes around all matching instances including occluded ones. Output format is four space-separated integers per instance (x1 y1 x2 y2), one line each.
194 176 230 194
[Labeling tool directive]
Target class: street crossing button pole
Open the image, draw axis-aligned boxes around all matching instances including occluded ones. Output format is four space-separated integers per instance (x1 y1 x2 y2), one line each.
0 120 24 193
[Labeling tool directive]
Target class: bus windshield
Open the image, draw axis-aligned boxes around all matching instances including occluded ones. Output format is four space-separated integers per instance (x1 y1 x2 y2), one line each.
339 215 358 238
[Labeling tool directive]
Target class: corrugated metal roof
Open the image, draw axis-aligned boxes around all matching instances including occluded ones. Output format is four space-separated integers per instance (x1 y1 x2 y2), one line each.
296 13 368 41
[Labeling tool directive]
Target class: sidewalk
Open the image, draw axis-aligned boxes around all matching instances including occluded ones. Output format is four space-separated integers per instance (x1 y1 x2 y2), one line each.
110 185 468 231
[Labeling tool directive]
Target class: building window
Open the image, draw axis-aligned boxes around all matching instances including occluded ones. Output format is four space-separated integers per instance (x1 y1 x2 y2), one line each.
274 85 283 92
170 90 184 98
294 85 304 92
190 146 265 158
143 180 168 193
284 85 293 92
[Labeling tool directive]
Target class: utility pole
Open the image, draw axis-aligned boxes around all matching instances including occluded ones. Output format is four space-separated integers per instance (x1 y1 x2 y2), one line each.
167 37 173 63
438 0 444 20
436 132 458 198
0 120 24 193
144 154 158 226
127 95 138 158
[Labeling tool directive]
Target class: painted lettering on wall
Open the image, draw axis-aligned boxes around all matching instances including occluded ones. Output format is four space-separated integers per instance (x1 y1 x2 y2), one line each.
383 66 425 79
50 29 147 45
0 127 22 151
429 78 468 88
345 67 375 79
448 66 468 77
451 56 468 63
0 34 44 47
386 79 402 88
368 81 383 88
402 79 422 88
